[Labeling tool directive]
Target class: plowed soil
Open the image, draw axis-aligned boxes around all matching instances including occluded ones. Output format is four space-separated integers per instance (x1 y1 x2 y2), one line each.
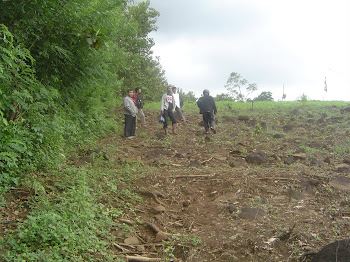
110 104 350 261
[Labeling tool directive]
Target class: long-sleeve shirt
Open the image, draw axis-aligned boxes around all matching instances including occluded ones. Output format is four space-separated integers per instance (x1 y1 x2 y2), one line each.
197 95 217 114
123 96 137 117
161 93 175 111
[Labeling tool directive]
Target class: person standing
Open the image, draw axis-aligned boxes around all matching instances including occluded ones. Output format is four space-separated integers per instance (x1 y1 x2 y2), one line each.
161 86 178 135
172 86 186 122
132 87 146 126
123 89 138 139
197 89 217 134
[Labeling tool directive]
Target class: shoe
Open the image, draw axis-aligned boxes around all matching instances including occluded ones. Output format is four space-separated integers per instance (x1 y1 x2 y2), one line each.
126 136 135 140
204 131 209 134
210 127 216 134
172 132 179 135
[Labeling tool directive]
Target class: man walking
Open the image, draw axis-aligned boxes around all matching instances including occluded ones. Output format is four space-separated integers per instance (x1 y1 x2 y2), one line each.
197 89 217 134
123 89 138 139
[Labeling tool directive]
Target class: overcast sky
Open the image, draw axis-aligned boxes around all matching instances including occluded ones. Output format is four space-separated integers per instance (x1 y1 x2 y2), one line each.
145 0 350 101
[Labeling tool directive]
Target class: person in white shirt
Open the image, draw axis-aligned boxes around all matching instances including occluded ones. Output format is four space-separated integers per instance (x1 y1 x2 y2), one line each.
161 86 178 135
172 86 186 122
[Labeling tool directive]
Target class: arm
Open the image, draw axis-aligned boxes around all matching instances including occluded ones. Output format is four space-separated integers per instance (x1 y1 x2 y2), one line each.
212 98 217 114
160 94 166 113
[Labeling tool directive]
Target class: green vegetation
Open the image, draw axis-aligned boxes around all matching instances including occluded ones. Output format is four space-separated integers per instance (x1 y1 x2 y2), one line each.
1 0 350 260
0 0 166 190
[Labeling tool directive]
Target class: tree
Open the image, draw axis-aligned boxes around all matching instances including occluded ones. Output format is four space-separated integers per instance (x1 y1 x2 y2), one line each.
179 90 197 103
254 91 274 101
225 72 257 102
215 93 234 101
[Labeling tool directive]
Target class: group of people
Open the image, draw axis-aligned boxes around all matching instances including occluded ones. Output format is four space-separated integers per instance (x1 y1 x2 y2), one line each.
123 86 217 139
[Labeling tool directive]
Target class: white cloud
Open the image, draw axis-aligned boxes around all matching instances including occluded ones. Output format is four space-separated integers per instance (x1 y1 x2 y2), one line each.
147 0 350 100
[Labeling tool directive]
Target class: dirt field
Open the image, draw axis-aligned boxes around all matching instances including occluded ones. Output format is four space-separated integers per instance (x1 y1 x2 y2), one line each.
111 103 350 261
2 103 350 261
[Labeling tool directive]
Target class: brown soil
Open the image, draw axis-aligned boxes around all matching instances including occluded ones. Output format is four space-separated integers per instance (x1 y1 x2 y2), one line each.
2 105 350 262
109 106 350 261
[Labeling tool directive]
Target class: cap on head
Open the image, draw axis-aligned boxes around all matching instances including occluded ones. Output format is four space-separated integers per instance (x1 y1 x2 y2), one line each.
203 89 210 95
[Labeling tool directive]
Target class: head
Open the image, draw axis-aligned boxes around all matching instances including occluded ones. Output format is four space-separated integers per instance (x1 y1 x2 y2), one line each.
127 89 133 97
167 85 173 94
172 86 177 93
203 89 210 96
135 87 142 94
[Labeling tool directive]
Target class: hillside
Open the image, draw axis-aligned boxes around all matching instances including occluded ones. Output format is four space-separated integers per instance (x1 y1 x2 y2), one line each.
2 101 350 261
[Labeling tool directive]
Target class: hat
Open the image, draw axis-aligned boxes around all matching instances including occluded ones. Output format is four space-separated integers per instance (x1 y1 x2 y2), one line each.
203 89 210 95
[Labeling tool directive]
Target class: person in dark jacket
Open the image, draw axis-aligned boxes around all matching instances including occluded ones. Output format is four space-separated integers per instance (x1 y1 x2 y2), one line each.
197 89 217 134
132 87 146 126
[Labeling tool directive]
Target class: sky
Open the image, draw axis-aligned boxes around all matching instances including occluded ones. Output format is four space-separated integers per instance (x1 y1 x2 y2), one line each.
144 0 350 101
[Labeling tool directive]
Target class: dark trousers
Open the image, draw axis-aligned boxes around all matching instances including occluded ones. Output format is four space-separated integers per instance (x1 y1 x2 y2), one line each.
124 114 136 137
163 109 177 129
202 112 215 131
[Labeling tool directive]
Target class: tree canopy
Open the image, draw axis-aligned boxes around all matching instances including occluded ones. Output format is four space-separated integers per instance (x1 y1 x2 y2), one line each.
225 72 257 102
0 0 167 188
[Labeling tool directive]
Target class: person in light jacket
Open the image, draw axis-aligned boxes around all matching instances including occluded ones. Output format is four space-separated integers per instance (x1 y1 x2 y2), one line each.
123 89 138 139
161 86 178 135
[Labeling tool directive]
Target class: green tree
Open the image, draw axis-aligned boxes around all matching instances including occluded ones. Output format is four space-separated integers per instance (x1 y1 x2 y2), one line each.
178 89 197 103
225 72 257 102
254 91 274 101
215 93 234 101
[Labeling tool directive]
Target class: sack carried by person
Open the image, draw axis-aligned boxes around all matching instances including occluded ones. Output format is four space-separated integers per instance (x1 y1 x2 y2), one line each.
158 115 165 123
136 97 144 109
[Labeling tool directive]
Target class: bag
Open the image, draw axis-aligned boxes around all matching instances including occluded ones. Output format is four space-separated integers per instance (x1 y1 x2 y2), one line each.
136 97 144 109
158 115 165 123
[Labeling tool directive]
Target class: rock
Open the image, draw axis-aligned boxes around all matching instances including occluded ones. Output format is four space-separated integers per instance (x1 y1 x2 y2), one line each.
310 158 323 167
75 156 92 167
188 159 202 168
238 207 266 220
146 149 172 158
330 176 350 191
344 157 350 164
229 158 247 168
155 231 168 242
124 236 140 245
292 153 307 160
245 152 269 165
150 206 166 214
227 205 237 213
287 189 305 200
311 239 350 262
336 164 350 173
248 119 257 127
137 245 145 252
282 124 294 132
324 156 333 165
182 200 191 207
238 115 250 122
284 155 296 165
308 142 325 149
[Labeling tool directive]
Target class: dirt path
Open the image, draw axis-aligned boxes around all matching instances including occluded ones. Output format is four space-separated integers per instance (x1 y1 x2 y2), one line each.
110 106 350 261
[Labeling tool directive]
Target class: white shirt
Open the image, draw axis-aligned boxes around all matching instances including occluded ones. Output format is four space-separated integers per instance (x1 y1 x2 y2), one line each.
173 93 180 108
